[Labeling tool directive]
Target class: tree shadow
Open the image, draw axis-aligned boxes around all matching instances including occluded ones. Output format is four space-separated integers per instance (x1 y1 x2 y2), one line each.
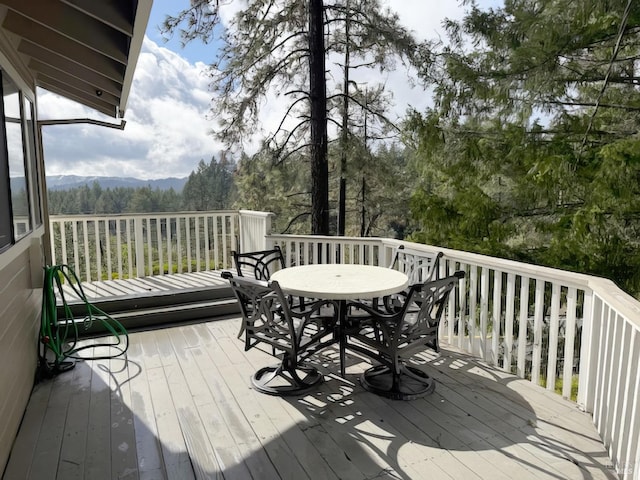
4 331 617 480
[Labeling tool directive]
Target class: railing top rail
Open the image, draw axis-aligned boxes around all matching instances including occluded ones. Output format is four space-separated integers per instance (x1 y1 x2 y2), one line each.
239 210 275 218
270 234 640 328
386 239 640 329
268 233 383 243
50 211 240 221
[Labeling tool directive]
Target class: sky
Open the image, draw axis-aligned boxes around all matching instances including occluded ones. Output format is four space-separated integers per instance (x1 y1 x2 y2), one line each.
38 1 499 180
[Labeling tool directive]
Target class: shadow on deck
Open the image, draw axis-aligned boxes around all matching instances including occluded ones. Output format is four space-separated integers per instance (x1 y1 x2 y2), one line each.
4 316 617 480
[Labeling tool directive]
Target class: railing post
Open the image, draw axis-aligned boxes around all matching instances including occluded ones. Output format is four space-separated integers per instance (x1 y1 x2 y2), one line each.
134 217 145 278
239 210 273 252
577 290 598 413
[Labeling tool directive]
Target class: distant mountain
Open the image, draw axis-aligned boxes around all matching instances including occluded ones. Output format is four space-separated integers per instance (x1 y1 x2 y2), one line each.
46 175 188 192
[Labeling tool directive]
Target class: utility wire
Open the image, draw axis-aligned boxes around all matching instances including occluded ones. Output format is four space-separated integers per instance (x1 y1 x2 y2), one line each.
579 0 634 154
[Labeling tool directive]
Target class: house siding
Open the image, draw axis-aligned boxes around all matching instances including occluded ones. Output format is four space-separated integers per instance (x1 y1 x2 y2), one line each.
0 27 45 474
0 245 41 473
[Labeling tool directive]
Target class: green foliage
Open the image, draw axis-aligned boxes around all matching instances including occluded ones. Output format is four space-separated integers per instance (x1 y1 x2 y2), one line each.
47 182 182 215
232 142 414 237
48 156 236 215
182 156 236 211
407 0 640 296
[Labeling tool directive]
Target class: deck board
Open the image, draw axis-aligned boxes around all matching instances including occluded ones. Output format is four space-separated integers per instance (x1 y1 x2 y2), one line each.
3 316 618 480
58 271 229 303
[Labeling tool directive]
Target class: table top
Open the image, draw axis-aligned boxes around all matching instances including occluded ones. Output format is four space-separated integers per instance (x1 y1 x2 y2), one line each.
270 264 409 300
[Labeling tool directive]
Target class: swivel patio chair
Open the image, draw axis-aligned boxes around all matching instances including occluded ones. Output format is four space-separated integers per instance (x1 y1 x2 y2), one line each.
346 271 465 400
221 271 336 396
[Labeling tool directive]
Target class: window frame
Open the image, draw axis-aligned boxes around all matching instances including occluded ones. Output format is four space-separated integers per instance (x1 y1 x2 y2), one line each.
0 66 41 254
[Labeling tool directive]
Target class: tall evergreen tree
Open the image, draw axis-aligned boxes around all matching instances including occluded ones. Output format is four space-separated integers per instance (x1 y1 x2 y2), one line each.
182 156 236 211
162 0 418 235
409 0 640 294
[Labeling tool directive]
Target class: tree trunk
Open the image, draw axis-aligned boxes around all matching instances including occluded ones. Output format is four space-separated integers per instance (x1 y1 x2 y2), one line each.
338 0 350 237
308 0 329 235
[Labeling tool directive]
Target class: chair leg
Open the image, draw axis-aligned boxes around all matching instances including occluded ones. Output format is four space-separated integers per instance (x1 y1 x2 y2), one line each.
359 363 435 400
251 356 323 396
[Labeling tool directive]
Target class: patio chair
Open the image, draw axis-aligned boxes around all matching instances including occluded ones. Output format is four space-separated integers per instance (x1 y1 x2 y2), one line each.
345 271 465 400
221 271 336 396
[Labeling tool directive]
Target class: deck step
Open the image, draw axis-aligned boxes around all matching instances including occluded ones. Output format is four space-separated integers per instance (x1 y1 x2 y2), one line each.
55 284 239 335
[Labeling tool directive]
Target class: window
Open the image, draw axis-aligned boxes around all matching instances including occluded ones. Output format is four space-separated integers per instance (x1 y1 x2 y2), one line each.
4 75 30 241
0 67 35 252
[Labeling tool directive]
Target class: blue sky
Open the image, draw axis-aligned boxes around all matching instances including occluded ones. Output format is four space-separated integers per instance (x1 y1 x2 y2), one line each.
38 1 500 180
145 0 219 65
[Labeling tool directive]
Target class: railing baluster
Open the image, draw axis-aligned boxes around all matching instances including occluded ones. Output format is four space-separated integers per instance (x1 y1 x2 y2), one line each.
177 217 183 273
166 216 173 274
145 218 152 276
593 303 610 429
82 219 90 281
491 270 502 366
504 273 516 373
221 214 228 270
134 217 144 278
480 267 489 361
229 213 236 267
155 217 163 275
546 283 561 391
204 215 210 271
116 218 123 279
562 287 577 399
71 220 79 275
531 279 545 386
60 221 68 266
212 215 219 270
126 218 133 279
95 220 101 280
468 266 478 355
602 308 622 451
457 263 468 350
105 219 113 280
185 216 191 273
517 276 529 378
446 261 456 344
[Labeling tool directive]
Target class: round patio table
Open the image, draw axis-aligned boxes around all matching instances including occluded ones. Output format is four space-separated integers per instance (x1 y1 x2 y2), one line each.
270 264 409 376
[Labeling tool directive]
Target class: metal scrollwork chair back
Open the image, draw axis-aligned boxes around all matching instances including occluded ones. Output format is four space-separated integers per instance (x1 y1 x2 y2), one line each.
232 247 286 281
382 245 444 313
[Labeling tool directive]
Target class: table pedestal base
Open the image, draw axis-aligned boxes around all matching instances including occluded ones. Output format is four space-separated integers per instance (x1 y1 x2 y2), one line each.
252 361 323 396
360 364 435 400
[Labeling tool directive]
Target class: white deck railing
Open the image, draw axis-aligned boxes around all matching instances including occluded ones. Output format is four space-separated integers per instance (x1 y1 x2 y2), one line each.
268 233 640 479
48 211 639 477
49 211 251 281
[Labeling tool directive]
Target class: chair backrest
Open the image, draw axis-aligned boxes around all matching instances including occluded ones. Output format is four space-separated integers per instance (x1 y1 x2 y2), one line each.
221 271 297 355
389 245 444 285
232 247 286 281
399 271 465 354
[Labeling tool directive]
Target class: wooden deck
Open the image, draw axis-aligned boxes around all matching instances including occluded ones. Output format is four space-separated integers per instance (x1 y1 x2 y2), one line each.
4 316 617 480
57 271 229 303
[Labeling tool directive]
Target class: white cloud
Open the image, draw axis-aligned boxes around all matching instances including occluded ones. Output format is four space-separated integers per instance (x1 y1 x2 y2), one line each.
39 37 221 180
39 2 486 180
